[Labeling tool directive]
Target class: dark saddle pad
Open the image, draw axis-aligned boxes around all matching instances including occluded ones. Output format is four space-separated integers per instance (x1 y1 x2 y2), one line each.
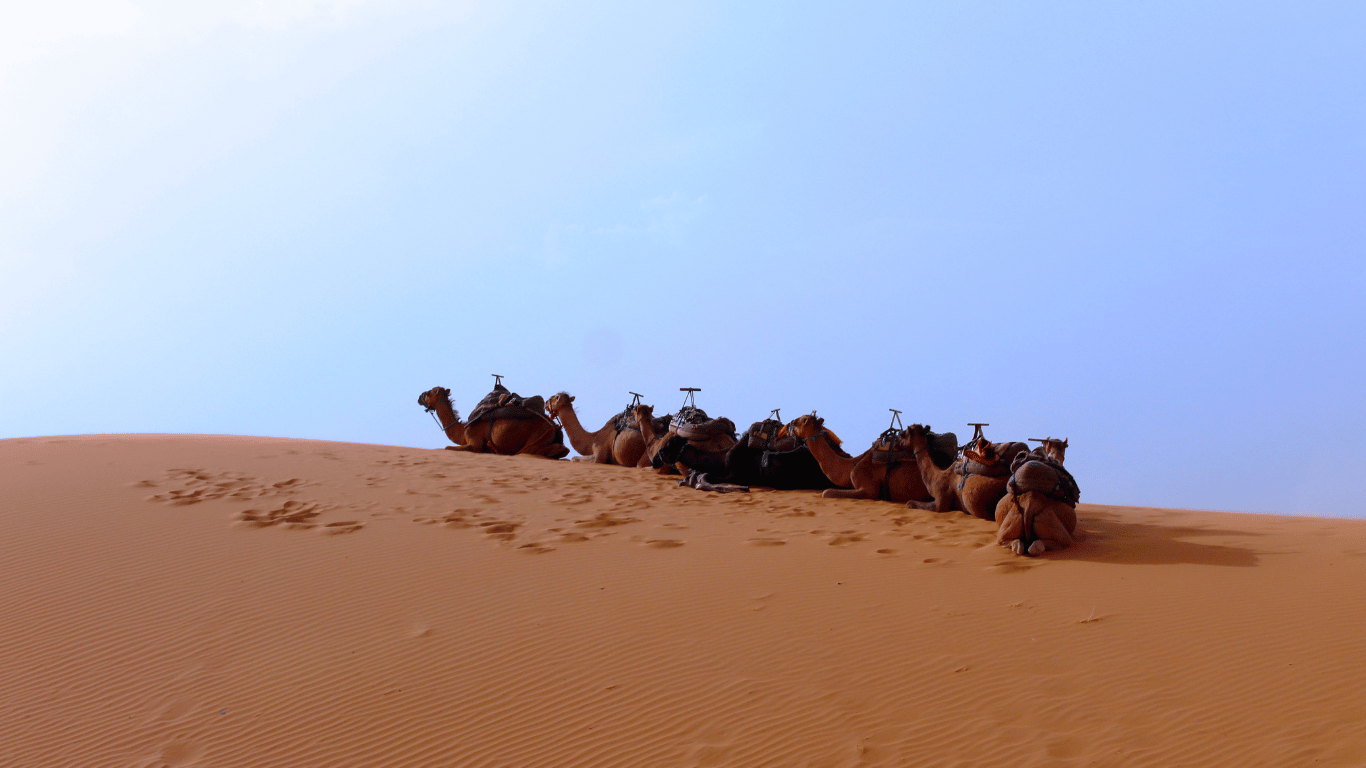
1008 454 1080 506
670 406 737 445
467 385 550 426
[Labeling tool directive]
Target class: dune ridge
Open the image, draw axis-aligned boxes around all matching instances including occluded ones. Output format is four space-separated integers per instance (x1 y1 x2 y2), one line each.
3 435 1366 767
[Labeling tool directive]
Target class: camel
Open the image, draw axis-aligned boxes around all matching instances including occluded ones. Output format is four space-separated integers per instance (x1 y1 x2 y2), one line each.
901 424 1012 519
718 416 834 490
653 406 738 477
631 403 679 473
996 443 1079 556
789 415 941 502
1027 437 1068 463
417 385 569 459
545 393 647 466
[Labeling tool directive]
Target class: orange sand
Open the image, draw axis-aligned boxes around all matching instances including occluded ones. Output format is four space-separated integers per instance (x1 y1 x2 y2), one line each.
4 435 1366 767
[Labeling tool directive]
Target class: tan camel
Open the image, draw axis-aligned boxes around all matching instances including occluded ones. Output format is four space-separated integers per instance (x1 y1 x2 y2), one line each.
418 386 569 459
545 393 646 466
996 443 1078 556
902 424 1006 519
631 403 677 474
788 415 935 502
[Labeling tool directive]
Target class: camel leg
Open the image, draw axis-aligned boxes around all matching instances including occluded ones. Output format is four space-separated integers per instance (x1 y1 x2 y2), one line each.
907 484 955 513
997 504 1024 548
823 486 877 500
1029 510 1074 554
590 441 613 464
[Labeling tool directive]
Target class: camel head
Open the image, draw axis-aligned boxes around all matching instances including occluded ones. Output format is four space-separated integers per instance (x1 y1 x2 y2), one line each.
1044 437 1068 464
789 414 842 445
418 386 451 411
906 424 932 448
545 392 575 417
632 403 654 428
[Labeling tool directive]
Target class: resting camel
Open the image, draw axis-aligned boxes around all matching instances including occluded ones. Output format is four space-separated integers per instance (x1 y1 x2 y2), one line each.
654 407 738 477
545 393 646 466
417 386 569 459
717 417 834 490
631 403 678 473
789 415 939 502
996 440 1078 556
902 424 1015 519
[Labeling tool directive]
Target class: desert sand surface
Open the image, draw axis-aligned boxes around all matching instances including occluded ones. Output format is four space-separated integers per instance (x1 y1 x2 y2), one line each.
4 435 1366 768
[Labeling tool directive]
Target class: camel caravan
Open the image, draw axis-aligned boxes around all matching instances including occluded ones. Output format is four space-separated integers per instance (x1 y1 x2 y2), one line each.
417 377 1080 557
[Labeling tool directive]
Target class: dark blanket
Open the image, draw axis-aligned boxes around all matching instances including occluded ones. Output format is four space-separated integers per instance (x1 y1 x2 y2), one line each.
466 384 551 427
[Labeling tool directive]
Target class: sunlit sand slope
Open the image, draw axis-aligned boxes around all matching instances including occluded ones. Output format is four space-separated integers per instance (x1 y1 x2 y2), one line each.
3 435 1365 767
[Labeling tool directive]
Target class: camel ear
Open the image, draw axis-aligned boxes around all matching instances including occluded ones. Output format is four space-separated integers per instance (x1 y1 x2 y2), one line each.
1062 438 1068 447
817 417 825 426
570 395 576 402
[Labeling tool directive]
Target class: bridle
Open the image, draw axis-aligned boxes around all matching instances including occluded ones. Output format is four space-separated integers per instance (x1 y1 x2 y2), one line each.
423 393 460 432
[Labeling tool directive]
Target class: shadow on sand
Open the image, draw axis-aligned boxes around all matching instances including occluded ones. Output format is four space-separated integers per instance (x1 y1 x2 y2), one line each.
1050 507 1263 567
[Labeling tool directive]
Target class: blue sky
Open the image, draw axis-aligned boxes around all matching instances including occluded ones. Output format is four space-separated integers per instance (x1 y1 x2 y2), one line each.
3 1 1364 516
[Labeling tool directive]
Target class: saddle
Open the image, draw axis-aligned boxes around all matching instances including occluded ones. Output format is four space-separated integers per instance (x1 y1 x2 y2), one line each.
1007 453 1080 507
669 406 738 453
869 427 913 464
466 384 553 427
611 406 672 435
954 440 1029 479
743 419 797 451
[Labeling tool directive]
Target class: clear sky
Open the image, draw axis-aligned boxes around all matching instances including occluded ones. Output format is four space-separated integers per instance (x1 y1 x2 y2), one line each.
3 1 1364 516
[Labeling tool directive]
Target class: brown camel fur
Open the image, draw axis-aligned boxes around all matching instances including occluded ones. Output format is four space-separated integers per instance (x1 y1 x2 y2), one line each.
417 386 569 459
631 404 678 474
789 415 932 502
545 393 646 466
996 492 1077 556
903 424 1004 519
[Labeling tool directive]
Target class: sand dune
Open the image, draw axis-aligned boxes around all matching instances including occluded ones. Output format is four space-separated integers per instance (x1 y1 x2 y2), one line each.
3 435 1365 767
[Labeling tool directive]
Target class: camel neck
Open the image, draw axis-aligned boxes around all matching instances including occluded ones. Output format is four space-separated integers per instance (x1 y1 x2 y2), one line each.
804 433 857 486
555 405 606 455
432 398 466 445
910 437 947 479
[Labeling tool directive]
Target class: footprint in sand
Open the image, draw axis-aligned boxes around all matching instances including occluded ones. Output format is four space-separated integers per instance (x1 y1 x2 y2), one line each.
517 542 555 554
827 532 866 546
646 539 684 549
748 538 786 546
321 521 363 535
876 548 897 555
234 500 325 528
575 513 640 529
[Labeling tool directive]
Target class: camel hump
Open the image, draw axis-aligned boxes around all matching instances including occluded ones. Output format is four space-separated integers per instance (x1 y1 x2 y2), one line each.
1009 456 1080 506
